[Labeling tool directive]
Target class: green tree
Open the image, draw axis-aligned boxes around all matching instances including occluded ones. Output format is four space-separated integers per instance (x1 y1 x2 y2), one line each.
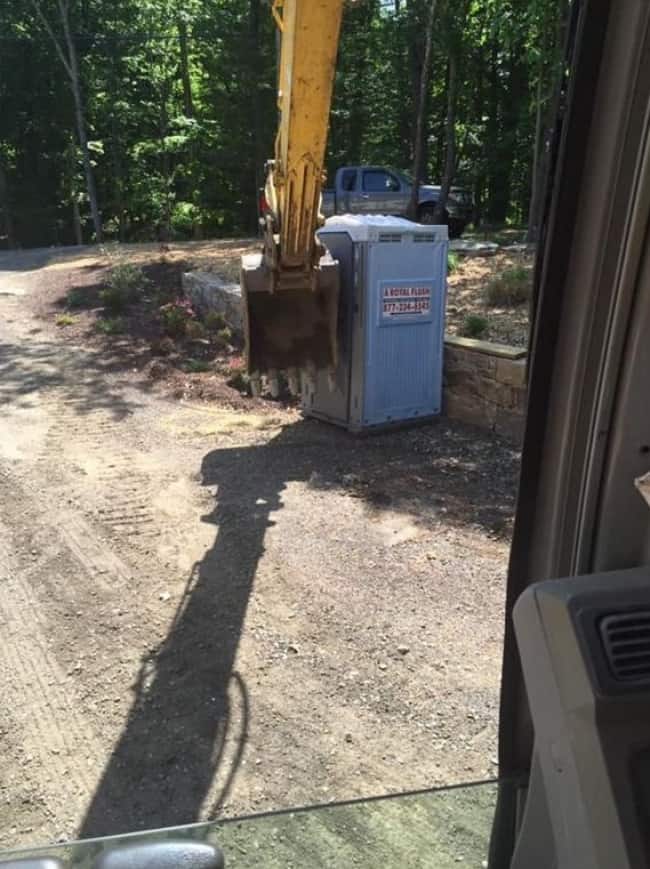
32 0 103 241
0 0 567 248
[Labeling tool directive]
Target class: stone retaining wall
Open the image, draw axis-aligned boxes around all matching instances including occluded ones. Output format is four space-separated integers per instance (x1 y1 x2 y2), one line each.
443 336 527 442
182 271 243 331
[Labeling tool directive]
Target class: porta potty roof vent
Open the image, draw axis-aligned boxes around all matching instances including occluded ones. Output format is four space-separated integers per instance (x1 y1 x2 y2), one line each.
600 610 650 682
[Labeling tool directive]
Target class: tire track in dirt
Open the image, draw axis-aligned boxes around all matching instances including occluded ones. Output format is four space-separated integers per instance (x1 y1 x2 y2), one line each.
0 452 171 846
93 469 158 544
37 383 159 552
0 337 164 845
0 525 101 822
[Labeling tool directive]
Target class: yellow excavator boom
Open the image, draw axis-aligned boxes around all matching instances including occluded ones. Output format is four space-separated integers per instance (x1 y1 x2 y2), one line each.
273 0 344 269
241 0 345 388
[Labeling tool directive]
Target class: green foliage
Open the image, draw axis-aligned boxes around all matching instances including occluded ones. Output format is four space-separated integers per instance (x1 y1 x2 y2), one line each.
215 326 233 348
447 251 459 274
159 298 195 337
486 265 532 306
227 357 249 393
185 319 207 340
55 313 77 327
460 314 489 338
204 310 227 332
95 316 126 335
101 263 149 313
151 336 176 356
0 0 566 245
183 358 211 373
170 202 202 239
65 288 88 308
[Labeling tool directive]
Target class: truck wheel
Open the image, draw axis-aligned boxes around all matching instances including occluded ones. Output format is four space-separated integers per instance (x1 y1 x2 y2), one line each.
418 205 448 226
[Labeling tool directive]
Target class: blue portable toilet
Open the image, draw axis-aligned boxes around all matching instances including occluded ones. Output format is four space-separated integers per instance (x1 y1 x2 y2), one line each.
303 214 448 432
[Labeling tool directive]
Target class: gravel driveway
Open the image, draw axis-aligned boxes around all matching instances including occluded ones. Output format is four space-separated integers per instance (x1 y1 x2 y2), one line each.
0 247 518 850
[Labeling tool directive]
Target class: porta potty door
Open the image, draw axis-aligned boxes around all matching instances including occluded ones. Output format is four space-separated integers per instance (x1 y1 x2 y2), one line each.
359 230 447 428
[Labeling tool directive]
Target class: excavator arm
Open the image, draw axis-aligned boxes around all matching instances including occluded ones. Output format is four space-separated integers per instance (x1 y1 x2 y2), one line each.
241 0 345 392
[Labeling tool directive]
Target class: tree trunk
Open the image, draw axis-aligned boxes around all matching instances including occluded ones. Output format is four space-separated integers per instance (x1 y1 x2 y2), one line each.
484 40 500 225
159 89 172 241
70 72 102 242
526 72 545 242
394 19 412 167
248 0 263 232
348 5 374 165
33 0 103 242
177 13 201 236
0 162 15 249
108 54 126 243
472 36 486 228
177 17 195 118
58 0 102 242
407 0 437 221
72 197 83 245
527 0 570 242
487 49 525 224
433 50 457 223
110 138 126 242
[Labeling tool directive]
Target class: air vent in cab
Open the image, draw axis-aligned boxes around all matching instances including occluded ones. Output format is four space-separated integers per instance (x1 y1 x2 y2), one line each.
377 233 401 243
600 610 650 682
414 234 436 243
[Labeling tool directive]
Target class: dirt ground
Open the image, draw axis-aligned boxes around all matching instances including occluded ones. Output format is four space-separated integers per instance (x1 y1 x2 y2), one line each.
20 241 264 405
0 244 518 852
446 250 533 347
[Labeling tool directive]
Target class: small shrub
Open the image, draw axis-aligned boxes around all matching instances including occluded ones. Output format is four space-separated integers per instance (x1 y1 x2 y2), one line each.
183 358 212 373
447 251 459 274
170 201 201 239
66 288 87 308
204 310 227 332
95 316 126 335
185 319 207 340
160 297 196 337
215 326 233 348
485 265 531 307
151 336 176 356
101 262 150 313
153 283 177 306
56 313 77 327
227 356 249 392
460 314 489 339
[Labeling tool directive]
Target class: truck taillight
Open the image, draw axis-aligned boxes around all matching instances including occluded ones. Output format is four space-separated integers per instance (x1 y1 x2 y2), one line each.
259 189 269 215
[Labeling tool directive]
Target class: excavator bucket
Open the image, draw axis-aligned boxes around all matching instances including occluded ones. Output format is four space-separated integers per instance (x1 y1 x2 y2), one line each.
241 251 339 377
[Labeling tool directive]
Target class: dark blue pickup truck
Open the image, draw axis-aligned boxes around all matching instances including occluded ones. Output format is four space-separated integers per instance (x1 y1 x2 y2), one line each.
321 165 473 238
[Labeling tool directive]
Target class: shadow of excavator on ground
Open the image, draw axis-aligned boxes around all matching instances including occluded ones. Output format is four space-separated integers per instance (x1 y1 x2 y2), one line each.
79 418 518 837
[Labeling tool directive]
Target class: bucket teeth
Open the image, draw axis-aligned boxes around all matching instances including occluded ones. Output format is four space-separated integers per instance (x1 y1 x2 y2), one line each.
250 373 262 397
302 361 317 394
267 369 280 398
287 368 300 396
